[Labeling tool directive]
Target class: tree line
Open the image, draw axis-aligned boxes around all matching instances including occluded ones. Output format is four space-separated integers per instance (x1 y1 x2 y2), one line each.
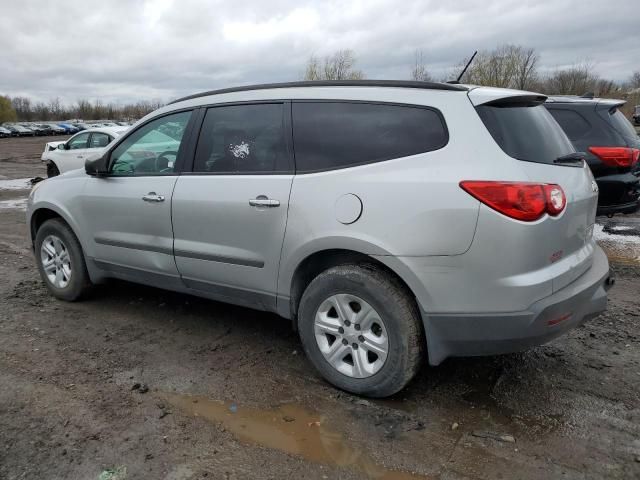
0 96 164 123
304 46 640 94
304 46 640 117
2 44 639 124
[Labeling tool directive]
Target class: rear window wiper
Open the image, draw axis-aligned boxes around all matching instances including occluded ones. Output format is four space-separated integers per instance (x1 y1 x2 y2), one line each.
553 152 585 166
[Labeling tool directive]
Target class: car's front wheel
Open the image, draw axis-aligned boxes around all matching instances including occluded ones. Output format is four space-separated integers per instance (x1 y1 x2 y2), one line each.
34 218 92 301
298 264 424 397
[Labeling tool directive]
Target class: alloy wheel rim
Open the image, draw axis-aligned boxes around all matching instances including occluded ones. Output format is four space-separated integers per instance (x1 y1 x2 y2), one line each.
314 294 388 379
41 235 72 289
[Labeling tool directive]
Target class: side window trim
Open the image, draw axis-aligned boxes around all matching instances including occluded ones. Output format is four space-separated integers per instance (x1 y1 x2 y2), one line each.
291 99 449 174
183 101 295 175
104 108 196 177
88 132 103 149
181 107 206 174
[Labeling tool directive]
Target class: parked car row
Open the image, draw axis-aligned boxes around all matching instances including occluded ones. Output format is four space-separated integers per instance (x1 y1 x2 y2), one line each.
0 121 132 138
28 80 616 397
41 126 129 177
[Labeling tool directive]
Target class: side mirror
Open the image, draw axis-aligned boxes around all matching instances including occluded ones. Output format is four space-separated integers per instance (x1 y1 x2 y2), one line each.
57 143 67 150
85 152 110 177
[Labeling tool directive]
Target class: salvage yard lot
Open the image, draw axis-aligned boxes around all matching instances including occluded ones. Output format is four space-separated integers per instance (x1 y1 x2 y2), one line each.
0 135 639 479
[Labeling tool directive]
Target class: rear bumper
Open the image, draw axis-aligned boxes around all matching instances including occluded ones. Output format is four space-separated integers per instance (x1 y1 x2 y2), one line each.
422 245 611 365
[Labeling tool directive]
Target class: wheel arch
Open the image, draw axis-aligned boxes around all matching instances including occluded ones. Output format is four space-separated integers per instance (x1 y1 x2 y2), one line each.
286 248 427 327
30 205 84 252
44 159 61 177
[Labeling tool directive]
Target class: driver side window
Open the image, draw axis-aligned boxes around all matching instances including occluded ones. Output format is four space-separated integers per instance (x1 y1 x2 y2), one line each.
110 111 191 176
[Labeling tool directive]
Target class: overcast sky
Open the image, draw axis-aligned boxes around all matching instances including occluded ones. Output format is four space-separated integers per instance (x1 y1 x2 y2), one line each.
1 0 638 105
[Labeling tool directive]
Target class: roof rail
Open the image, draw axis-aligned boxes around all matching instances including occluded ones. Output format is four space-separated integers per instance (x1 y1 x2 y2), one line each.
581 92 595 99
169 80 468 104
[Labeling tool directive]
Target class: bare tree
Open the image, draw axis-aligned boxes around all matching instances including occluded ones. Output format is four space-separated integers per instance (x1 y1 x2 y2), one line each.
48 97 63 119
512 47 539 90
76 99 92 119
92 99 106 119
410 50 433 82
542 62 599 95
458 44 539 90
628 71 640 90
304 50 365 80
11 97 33 121
33 102 50 121
594 79 622 97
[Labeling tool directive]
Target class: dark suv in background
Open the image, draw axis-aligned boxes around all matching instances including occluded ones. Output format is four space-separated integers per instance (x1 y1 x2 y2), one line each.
545 96 640 216
633 105 640 125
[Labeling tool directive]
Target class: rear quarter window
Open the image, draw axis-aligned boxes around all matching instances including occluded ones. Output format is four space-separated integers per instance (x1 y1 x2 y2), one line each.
605 108 638 140
476 103 574 164
292 102 448 172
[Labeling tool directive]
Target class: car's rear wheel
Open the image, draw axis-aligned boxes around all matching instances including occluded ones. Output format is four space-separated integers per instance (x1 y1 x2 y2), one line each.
35 218 91 301
46 162 60 177
298 264 424 397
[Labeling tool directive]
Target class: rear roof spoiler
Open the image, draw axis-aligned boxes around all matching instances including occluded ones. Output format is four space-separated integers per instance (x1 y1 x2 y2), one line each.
467 86 547 107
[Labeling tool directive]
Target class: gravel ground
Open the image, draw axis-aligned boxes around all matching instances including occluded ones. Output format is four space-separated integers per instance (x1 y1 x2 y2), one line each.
0 135 639 480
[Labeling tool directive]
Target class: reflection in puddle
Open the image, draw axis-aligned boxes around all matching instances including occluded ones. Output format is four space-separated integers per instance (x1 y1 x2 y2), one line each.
163 393 426 479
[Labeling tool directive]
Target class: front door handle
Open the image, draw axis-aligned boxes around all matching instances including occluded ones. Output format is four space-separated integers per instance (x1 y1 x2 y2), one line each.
249 195 280 208
142 192 165 203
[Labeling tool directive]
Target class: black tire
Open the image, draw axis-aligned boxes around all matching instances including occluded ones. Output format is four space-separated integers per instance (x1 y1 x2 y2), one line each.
34 218 92 301
298 264 424 397
46 162 60 177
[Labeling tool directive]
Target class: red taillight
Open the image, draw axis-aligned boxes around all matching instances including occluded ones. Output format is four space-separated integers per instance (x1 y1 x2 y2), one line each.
588 146 640 168
460 181 566 222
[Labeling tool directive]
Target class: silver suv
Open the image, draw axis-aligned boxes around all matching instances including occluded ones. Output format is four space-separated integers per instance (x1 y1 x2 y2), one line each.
27 81 612 397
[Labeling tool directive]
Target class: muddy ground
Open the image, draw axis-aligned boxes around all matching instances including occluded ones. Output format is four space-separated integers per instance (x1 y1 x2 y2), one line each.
0 135 639 480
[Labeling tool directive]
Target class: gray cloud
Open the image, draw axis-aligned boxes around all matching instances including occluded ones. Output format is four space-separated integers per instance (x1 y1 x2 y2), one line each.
0 0 637 105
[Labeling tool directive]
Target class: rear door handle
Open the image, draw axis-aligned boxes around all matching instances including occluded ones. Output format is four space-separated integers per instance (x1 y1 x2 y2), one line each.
249 195 280 208
142 192 165 202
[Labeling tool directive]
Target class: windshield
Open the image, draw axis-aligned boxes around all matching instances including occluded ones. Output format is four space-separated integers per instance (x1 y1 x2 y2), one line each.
476 103 574 164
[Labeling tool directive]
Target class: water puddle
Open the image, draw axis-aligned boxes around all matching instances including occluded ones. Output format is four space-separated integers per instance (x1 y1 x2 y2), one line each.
162 393 427 479
0 198 28 211
0 178 32 190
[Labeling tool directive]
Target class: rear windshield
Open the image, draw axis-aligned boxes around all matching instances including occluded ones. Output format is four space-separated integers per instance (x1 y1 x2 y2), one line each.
607 108 638 139
476 103 574 164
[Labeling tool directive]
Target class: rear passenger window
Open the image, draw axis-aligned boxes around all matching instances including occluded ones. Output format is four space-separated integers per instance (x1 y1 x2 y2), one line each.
606 108 638 140
292 102 448 172
90 132 111 148
193 104 290 174
547 108 591 140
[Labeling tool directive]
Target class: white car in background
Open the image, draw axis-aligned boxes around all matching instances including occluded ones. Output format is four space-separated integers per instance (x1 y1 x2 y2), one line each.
42 127 128 177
